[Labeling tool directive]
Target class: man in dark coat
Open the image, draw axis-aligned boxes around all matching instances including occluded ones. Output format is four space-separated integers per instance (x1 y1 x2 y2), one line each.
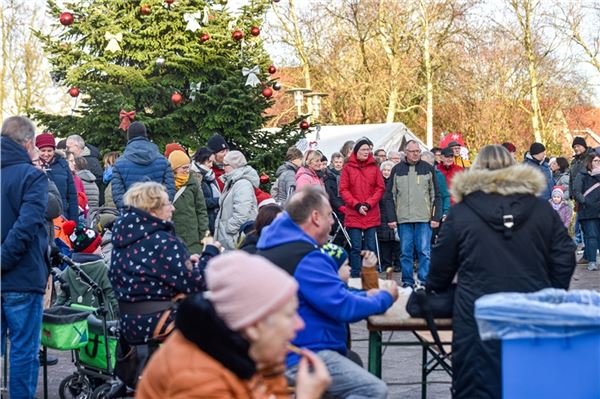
1 116 49 399
523 142 553 199
66 134 105 205
111 122 175 208
428 147 575 399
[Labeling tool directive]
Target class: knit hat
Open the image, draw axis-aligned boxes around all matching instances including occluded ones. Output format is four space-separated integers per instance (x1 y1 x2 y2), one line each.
205 251 298 330
165 143 186 158
551 186 565 199
322 243 349 270
441 147 454 157
168 150 190 171
529 142 546 156
35 133 56 149
127 122 147 140
207 134 229 153
63 220 102 254
572 137 587 149
501 142 516 153
223 150 247 169
193 147 213 164
353 137 373 154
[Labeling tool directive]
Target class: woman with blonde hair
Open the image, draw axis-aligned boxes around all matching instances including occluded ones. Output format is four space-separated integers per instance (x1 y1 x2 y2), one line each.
109 182 218 347
295 150 324 190
427 144 575 398
102 151 121 208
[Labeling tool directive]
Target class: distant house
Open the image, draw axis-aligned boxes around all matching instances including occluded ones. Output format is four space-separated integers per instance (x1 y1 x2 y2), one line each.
562 106 600 148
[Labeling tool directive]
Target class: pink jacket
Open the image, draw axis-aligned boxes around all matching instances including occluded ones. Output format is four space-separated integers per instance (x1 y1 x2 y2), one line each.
295 166 323 190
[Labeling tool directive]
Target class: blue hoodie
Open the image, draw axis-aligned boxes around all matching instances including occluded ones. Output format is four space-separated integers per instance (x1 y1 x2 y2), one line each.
1 137 49 293
111 137 175 208
257 212 394 367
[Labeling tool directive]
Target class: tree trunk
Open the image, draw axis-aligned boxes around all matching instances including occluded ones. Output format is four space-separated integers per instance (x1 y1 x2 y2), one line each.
289 0 311 90
421 1 434 148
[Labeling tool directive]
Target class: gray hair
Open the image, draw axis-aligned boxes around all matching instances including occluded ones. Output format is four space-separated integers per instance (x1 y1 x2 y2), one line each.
1 116 36 145
420 151 435 165
387 150 400 159
380 161 394 171
66 134 85 149
330 152 343 161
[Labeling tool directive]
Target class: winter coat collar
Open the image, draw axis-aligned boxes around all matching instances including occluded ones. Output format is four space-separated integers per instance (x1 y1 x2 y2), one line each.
1 136 32 168
327 165 341 177
451 164 546 203
176 294 255 380
76 169 96 182
72 253 102 263
524 152 547 167
123 137 162 166
222 165 260 189
275 162 298 177
111 206 175 248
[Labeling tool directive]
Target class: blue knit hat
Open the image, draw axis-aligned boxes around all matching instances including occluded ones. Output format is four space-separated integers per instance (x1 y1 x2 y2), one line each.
322 243 349 269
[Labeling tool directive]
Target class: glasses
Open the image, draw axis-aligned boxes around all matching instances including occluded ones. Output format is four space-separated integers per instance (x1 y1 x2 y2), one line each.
592 159 600 163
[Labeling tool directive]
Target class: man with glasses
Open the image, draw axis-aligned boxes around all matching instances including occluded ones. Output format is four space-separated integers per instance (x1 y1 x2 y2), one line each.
385 140 441 288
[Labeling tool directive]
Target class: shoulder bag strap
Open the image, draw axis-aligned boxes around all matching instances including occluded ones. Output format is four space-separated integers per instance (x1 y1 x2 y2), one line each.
173 186 187 203
583 182 600 198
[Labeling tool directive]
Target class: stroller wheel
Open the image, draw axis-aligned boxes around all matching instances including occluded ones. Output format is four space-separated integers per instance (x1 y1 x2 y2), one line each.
90 383 112 399
59 373 92 399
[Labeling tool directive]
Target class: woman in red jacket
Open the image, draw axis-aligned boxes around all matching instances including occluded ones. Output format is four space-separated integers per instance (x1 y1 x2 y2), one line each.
339 138 385 277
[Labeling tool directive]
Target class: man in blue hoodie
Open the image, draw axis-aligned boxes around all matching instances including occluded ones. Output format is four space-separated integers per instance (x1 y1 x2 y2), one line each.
257 186 398 398
111 122 175 208
1 116 49 398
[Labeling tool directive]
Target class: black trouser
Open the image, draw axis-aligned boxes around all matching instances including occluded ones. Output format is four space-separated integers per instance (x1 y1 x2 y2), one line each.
379 240 399 268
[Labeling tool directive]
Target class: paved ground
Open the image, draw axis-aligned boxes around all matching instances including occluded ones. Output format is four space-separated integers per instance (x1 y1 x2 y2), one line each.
1 258 597 399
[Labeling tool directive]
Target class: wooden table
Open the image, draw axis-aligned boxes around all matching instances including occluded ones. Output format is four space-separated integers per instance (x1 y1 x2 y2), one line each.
366 289 452 399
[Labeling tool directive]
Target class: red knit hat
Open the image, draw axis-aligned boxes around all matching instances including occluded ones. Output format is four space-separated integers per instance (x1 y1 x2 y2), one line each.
164 143 186 158
35 133 56 149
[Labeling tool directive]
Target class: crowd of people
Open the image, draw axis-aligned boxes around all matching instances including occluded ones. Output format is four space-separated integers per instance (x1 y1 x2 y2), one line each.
1 114 597 398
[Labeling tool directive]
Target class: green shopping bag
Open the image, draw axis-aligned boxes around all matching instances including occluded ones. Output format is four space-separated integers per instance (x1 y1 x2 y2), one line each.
78 316 118 370
41 306 89 350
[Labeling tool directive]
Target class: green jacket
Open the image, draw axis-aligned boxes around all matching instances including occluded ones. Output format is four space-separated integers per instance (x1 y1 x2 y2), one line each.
172 175 209 254
55 255 119 320
386 160 441 224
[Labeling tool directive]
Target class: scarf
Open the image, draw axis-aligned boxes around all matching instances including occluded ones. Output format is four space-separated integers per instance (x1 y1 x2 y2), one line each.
590 167 600 176
550 200 563 211
199 164 221 199
175 172 190 190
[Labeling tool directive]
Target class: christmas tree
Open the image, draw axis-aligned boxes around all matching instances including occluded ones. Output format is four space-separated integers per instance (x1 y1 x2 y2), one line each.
33 0 303 174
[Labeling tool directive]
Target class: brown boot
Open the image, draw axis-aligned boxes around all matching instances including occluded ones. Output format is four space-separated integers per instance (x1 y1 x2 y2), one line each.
361 267 379 290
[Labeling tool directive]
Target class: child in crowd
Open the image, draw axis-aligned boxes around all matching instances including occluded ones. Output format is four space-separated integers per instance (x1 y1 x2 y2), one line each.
55 220 119 319
550 186 572 230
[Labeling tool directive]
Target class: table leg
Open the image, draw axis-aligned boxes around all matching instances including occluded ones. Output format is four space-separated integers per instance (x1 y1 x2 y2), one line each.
368 331 382 378
421 343 427 399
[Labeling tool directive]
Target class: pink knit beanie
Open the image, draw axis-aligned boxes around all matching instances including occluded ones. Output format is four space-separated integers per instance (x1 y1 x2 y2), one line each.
205 251 298 331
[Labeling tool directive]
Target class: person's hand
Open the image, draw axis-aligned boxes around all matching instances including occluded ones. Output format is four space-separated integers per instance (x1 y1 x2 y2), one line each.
430 220 440 228
366 288 380 296
361 250 377 268
380 280 399 302
387 222 397 229
295 350 331 399
359 205 368 216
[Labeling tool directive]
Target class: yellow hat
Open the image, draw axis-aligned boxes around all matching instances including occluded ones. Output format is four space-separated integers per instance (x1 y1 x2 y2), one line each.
168 150 190 170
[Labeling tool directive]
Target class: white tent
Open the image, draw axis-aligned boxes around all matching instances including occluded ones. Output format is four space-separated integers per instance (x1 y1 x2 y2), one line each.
302 122 427 158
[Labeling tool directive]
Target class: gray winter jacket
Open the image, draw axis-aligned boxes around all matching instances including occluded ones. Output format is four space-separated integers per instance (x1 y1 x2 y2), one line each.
76 169 100 208
271 162 298 204
214 165 260 250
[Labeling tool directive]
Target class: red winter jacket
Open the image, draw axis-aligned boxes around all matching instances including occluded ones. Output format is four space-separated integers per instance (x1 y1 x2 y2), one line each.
339 153 385 229
437 163 464 204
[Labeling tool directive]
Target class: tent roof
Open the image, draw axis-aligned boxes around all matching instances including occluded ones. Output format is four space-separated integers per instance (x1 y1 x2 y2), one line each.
302 122 427 158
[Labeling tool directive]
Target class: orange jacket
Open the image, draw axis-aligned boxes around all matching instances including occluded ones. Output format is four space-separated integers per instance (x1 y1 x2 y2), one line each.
136 331 290 399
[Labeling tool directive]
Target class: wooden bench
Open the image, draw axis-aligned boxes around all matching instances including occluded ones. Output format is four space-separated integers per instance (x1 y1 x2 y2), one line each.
414 331 453 399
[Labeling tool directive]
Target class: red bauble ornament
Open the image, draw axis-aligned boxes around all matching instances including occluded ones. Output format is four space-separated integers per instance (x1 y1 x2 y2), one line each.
260 173 270 184
300 120 310 130
140 5 151 15
262 87 273 98
200 33 210 43
68 87 80 97
164 0 175 4
59 12 74 26
232 30 244 41
268 65 277 74
250 26 260 37
171 92 183 105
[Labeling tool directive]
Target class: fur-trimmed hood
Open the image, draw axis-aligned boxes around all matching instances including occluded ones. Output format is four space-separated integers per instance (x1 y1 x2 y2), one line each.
451 164 547 203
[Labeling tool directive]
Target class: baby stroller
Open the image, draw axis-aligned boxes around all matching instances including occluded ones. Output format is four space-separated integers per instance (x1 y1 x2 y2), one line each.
42 254 123 399
86 207 119 266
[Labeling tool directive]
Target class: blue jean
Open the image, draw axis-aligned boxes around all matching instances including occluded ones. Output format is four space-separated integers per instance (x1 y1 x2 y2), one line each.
285 349 387 399
1 292 44 399
581 219 600 264
399 222 432 285
575 214 584 245
347 228 377 277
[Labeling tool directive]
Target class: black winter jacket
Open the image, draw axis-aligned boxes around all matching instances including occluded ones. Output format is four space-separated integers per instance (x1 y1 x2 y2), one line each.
428 164 575 399
324 166 345 224
377 177 396 241
573 170 600 220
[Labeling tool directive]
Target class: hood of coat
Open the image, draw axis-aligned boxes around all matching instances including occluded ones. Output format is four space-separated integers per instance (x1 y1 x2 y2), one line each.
257 211 318 250
345 152 376 169
76 169 96 183
123 136 163 166
523 152 548 168
112 206 174 248
275 162 297 177
451 164 547 203
176 294 255 380
222 165 260 189
1 136 32 168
